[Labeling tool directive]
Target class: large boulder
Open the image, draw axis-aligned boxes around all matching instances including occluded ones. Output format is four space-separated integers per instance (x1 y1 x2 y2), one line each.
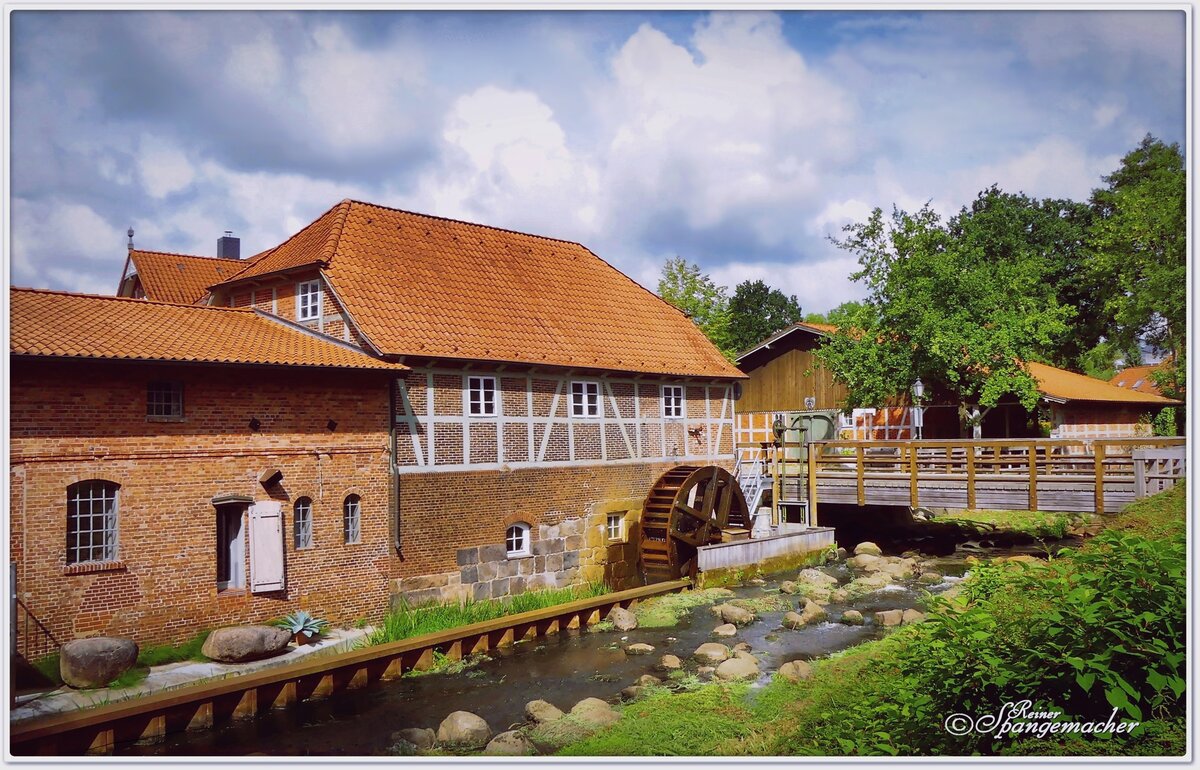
854 542 883 557
637 674 662 687
778 580 800 595
877 558 916 580
570 697 621 729
525 699 564 724
710 604 756 626
875 610 904 627
484 730 534 756
714 656 760 681
201 625 291 663
797 569 839 587
712 623 738 637
797 600 828 626
607 606 638 631
902 609 926 625
777 659 813 683
840 610 864 626
59 637 139 689
919 571 944 585
625 643 654 655
659 654 682 670
846 554 882 571
693 642 731 664
782 612 805 630
436 711 492 747
389 728 435 753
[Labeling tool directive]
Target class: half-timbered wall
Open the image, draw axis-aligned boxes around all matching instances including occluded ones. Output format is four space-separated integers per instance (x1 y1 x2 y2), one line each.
393 368 737 473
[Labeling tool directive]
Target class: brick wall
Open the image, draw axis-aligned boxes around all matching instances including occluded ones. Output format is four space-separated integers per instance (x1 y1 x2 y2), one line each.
10 358 399 647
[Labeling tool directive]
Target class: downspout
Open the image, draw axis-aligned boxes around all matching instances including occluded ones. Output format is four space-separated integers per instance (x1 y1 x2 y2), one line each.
389 377 401 553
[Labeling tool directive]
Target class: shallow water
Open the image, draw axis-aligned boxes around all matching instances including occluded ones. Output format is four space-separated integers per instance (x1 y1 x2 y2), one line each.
118 551 1001 757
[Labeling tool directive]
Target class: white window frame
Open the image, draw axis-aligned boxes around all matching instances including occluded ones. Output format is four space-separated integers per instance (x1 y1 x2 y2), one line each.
146 381 184 420
296 280 321 322
343 494 361 545
662 384 685 419
606 513 625 542
465 375 499 417
66 481 120 564
506 522 531 558
293 497 314 550
570 381 600 419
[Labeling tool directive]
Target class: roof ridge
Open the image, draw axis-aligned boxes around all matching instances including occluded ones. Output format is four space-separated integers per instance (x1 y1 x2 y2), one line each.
346 198 587 248
215 198 349 286
321 200 354 266
131 249 235 263
10 286 254 313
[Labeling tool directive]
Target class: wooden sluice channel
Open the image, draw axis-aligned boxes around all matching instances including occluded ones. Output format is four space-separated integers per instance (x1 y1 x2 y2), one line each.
10 579 691 756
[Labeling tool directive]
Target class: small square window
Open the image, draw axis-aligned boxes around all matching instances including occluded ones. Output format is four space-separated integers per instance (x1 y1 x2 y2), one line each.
662 385 684 418
606 513 625 542
147 381 183 419
571 381 600 418
467 376 498 417
297 280 321 322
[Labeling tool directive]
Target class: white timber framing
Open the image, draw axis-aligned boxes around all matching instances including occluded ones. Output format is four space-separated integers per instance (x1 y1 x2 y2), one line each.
393 366 737 474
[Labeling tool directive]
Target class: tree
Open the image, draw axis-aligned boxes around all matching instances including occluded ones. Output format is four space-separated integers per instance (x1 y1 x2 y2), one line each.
1087 135 1186 395
803 300 864 328
816 193 1075 426
657 257 735 358
727 279 803 353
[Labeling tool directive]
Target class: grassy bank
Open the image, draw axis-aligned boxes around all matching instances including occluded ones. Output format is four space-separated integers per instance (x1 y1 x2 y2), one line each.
560 484 1187 757
935 508 1083 539
367 582 609 646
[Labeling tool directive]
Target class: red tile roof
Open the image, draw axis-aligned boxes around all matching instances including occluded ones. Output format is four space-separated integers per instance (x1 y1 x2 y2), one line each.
1108 359 1176 398
10 288 403 371
126 250 242 305
212 200 743 379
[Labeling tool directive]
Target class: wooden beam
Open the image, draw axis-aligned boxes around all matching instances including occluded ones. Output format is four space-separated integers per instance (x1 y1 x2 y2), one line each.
966 445 976 510
807 443 819 527
1094 443 1106 515
908 445 918 508
856 445 865 506
1027 443 1038 511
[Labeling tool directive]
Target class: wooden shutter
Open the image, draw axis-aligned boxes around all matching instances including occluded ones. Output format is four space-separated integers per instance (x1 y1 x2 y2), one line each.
248 501 285 593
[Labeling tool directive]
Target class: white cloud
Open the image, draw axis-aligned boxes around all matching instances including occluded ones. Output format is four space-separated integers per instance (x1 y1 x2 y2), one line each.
137 136 196 198
959 136 1119 202
11 197 126 292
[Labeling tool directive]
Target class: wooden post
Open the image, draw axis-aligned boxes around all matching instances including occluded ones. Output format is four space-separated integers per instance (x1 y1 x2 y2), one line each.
1027 443 1038 511
856 445 865 506
1094 443 1106 515
909 445 918 508
807 443 819 528
966 445 976 510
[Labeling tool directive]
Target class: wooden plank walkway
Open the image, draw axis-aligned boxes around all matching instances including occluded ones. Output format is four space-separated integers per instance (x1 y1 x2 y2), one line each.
10 579 690 756
807 437 1184 520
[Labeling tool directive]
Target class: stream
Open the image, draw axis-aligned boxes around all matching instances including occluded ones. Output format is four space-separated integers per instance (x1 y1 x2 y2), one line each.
119 533 1074 756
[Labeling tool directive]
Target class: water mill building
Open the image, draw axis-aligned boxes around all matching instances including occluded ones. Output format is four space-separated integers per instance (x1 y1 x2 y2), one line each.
10 199 751 648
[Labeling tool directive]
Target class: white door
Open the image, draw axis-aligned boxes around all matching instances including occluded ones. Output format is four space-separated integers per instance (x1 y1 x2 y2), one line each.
249 501 285 593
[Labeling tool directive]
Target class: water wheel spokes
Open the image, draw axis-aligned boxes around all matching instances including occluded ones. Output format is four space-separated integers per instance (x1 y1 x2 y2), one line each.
639 465 750 583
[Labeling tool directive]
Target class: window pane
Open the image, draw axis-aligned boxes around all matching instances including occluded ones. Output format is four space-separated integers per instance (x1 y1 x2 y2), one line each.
343 495 361 544
67 481 118 563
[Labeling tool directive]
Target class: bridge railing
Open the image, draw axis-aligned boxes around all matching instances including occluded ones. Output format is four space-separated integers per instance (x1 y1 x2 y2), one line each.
807 436 1185 516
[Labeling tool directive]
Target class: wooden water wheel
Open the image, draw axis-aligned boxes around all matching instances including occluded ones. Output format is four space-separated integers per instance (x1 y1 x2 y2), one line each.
639 465 750 583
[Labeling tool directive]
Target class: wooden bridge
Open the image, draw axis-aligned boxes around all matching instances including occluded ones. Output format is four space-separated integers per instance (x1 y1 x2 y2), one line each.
803 436 1185 521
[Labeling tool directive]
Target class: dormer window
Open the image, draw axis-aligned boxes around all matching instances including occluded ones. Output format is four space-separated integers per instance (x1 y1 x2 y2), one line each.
297 280 321 322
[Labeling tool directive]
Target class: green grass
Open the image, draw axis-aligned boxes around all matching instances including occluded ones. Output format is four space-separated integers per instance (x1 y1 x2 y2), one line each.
554 484 1187 757
109 665 150 689
32 653 63 687
557 683 756 756
368 582 608 645
629 588 735 628
936 508 1080 539
136 630 211 667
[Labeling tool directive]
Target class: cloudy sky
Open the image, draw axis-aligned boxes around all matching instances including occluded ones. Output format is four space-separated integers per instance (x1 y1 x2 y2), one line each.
8 9 1186 312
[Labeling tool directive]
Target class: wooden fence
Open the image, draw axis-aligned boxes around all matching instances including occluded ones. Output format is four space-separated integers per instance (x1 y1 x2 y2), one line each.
808 437 1185 519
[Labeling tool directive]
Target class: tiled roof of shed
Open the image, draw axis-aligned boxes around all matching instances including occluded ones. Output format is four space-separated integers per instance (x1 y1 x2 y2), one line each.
10 288 403 371
212 200 743 379
1027 362 1180 405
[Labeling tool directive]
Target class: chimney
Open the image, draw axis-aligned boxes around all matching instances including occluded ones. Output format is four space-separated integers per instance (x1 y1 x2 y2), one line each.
217 230 241 260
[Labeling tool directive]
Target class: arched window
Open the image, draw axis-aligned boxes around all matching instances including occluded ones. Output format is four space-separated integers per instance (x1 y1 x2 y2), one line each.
506 522 531 558
343 494 361 545
293 497 313 549
66 480 120 564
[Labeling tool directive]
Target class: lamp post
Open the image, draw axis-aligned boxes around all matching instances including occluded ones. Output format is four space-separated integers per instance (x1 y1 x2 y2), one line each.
911 378 925 440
